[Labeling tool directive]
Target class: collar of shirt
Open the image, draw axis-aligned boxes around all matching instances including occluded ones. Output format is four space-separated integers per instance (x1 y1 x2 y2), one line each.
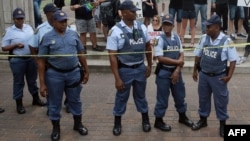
120 20 138 33
11 24 29 31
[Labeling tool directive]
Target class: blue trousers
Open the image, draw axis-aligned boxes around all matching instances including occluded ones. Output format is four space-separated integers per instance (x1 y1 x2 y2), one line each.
46 68 82 120
154 69 187 117
9 58 38 99
113 64 149 116
198 72 229 120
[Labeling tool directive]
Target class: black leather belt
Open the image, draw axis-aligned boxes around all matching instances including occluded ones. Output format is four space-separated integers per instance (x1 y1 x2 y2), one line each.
201 70 226 77
160 66 176 72
118 62 143 69
48 63 78 73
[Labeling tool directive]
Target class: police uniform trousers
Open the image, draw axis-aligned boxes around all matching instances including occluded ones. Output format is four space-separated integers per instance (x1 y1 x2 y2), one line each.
154 69 187 117
113 64 149 116
198 72 229 120
46 67 82 120
9 57 38 99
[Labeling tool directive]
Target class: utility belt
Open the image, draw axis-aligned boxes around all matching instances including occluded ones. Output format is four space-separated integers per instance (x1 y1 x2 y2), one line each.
47 63 78 73
118 61 143 69
201 70 226 77
160 65 176 72
47 63 85 88
155 63 176 74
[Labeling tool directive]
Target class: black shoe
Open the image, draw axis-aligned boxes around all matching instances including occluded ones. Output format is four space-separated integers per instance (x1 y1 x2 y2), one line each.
92 45 104 52
142 121 151 132
179 117 193 127
220 125 224 137
16 99 26 114
113 124 122 136
0 108 5 113
74 124 88 135
32 99 46 106
191 119 207 130
142 112 151 132
51 129 60 141
219 120 225 137
51 120 60 141
154 118 171 131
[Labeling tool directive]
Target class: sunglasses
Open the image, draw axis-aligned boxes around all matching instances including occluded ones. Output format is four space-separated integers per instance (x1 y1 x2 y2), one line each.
153 19 158 22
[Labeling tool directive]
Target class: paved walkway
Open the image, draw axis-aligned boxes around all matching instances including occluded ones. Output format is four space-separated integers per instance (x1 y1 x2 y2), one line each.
0 72 249 141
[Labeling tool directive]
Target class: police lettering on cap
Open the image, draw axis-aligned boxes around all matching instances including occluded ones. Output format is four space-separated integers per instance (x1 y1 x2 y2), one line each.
203 14 221 26
43 3 59 13
162 14 174 24
119 0 140 11
53 10 68 22
13 8 25 18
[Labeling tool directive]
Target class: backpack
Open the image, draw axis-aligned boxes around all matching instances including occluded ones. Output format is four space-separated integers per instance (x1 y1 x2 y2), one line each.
100 1 114 25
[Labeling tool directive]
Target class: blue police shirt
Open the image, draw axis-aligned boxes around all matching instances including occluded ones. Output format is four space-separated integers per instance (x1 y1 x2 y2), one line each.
194 32 239 62
28 21 53 48
106 20 151 51
38 29 85 70
2 24 33 55
154 32 183 57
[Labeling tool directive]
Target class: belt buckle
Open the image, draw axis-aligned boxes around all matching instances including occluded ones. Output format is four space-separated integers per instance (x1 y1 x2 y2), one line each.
208 73 215 77
131 64 138 68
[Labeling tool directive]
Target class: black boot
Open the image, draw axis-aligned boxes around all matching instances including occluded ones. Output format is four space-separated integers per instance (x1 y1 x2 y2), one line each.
73 115 88 135
220 120 226 137
113 116 122 136
32 93 46 106
191 116 208 130
51 120 60 141
178 112 194 127
16 98 26 114
142 112 151 132
154 117 171 131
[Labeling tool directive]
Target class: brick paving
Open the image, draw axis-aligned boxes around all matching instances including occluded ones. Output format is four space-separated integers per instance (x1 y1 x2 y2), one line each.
0 72 250 141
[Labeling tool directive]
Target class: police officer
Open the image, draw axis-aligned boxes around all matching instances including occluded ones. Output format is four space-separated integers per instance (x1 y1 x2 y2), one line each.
192 14 238 137
37 10 89 140
1 8 46 114
106 0 152 136
153 14 194 132
29 3 72 114
29 3 58 56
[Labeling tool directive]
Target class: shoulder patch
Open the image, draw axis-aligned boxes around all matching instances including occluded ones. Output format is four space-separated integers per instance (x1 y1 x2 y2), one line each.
108 29 113 36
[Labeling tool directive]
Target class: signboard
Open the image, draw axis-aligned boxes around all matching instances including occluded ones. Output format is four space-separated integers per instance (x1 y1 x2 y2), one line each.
237 0 250 7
